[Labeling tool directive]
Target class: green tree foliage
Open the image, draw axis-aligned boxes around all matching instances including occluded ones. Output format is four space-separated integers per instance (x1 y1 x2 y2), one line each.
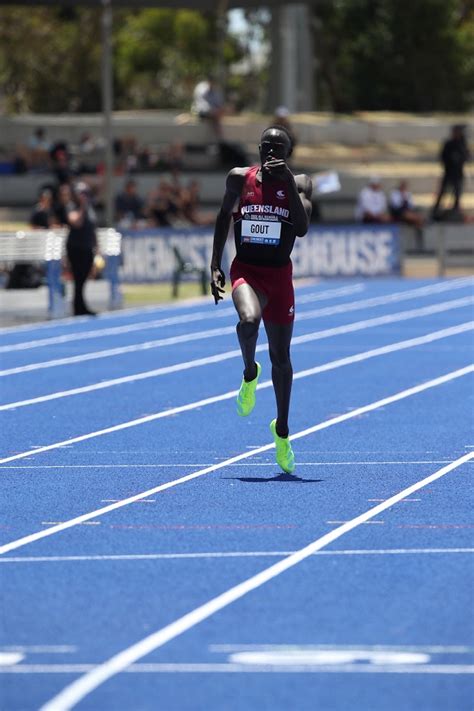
114 9 242 109
312 0 474 112
0 7 243 113
0 7 102 113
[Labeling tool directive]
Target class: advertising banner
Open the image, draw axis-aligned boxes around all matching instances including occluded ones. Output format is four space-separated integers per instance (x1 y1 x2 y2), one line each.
120 225 401 282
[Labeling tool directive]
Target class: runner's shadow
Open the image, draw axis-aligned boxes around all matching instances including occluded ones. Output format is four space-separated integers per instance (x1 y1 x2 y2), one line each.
223 473 323 484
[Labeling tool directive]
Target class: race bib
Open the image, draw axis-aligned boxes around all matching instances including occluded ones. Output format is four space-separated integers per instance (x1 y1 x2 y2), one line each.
241 219 281 245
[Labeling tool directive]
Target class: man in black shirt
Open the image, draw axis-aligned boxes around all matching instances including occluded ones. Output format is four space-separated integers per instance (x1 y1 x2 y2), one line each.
66 183 98 316
432 125 470 218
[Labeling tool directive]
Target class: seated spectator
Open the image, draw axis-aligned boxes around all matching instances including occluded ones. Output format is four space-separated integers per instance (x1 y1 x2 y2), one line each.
355 175 392 223
191 77 226 139
115 179 145 228
389 179 425 250
30 189 56 229
27 127 51 170
147 181 182 227
181 180 215 226
51 147 74 186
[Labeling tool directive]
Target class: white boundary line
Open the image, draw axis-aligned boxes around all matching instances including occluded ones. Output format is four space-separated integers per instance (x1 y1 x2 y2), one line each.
4 663 474 675
2 319 472 411
40 450 474 710
0 460 459 469
0 321 471 462
0 365 472 554
1 548 472 564
1 294 472 378
2 277 471 351
0 284 366 352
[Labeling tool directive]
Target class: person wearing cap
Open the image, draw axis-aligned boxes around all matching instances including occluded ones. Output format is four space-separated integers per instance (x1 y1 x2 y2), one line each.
65 182 98 316
355 175 392 223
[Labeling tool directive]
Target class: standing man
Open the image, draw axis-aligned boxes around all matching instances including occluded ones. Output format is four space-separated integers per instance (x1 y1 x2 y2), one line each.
432 124 470 218
66 183 98 316
210 126 312 473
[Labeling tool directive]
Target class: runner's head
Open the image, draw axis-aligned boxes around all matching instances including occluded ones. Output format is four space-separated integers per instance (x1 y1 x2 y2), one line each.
259 125 293 165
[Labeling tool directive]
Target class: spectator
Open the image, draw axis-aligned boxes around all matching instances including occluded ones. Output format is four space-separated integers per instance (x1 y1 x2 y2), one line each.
54 183 75 226
432 124 471 220
30 189 56 229
355 175 392 223
389 179 425 250
147 181 181 227
52 148 73 186
115 179 145 228
27 127 51 170
191 77 225 139
181 180 214 226
64 182 98 316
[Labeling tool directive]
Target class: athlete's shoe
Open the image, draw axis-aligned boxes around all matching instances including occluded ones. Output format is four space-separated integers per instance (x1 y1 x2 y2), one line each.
270 419 295 474
236 362 262 417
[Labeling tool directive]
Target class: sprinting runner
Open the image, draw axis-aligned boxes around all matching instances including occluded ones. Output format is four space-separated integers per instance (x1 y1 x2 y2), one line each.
210 125 312 473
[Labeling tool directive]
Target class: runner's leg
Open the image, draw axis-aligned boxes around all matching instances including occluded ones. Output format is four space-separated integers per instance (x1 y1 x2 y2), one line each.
232 283 266 381
263 321 293 437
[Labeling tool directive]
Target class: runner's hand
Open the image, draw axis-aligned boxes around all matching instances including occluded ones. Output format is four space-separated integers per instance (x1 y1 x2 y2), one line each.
263 158 291 180
210 267 226 305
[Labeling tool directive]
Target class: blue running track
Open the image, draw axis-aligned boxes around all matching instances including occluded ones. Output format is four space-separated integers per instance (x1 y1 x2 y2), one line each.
0 277 473 711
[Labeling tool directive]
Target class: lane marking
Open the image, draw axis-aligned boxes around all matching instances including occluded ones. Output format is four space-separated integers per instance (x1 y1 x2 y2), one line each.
0 646 77 653
0 653 24 666
40 451 474 710
0 460 459 469
211 643 474 653
1 548 472 563
3 276 470 351
3 663 474 675
0 322 471 462
0 314 471 411
0 365 472 553
0 284 366 353
1 292 472 378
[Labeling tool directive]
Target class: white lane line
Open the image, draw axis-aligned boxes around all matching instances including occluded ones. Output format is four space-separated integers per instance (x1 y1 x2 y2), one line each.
1 289 472 377
0 300 471 407
0 460 458 469
211 644 473 653
0 284 365 353
0 319 471 461
0 325 236 377
2 317 472 410
0 293 223 336
0 646 77 653
2 276 470 351
0 365 472 554
3 663 474 675
1 549 472 563
39 451 474 711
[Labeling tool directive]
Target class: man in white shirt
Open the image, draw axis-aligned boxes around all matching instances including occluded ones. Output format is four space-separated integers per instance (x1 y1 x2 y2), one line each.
192 78 225 138
355 175 391 223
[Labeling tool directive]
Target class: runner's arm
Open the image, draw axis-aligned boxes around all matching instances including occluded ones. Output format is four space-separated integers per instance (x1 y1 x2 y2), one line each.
210 169 246 304
291 173 313 237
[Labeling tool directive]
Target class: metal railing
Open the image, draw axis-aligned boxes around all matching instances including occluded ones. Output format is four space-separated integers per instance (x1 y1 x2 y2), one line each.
0 228 122 318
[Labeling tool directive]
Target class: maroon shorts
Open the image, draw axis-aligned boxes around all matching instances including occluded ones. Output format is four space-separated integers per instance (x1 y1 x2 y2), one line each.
230 258 295 324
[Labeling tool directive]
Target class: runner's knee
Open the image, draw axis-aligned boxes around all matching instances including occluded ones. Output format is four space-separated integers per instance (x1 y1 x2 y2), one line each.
238 315 260 340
